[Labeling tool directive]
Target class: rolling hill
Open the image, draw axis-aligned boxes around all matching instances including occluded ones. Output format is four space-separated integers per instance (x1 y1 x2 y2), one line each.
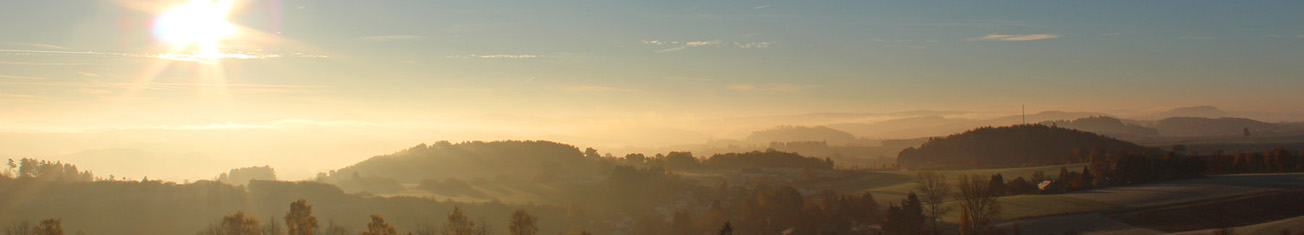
896 124 1150 169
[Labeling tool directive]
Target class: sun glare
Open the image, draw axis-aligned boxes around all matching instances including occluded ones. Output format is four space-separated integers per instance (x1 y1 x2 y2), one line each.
153 0 236 57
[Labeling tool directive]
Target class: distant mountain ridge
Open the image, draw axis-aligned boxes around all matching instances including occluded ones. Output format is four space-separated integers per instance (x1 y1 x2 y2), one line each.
744 125 863 145
827 111 1103 139
1155 117 1277 137
897 124 1150 169
1154 106 1231 119
1040 116 1159 138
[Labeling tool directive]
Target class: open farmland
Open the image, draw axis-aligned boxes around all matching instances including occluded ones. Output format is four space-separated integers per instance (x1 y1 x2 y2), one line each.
997 173 1304 234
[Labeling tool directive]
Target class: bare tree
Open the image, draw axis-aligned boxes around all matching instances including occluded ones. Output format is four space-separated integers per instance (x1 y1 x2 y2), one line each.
323 221 348 235
915 172 952 234
956 175 1000 235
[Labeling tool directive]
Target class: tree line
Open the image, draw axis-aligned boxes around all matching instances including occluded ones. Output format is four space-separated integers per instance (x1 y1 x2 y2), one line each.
199 199 557 235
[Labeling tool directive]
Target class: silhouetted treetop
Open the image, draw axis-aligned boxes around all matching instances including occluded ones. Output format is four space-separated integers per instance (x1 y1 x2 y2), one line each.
703 149 833 169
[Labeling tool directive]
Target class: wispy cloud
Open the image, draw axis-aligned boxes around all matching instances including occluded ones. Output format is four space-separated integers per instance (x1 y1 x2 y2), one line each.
0 49 322 63
136 119 384 131
729 83 812 92
1 42 69 50
754 5 771 9
0 61 91 66
658 40 723 53
1179 36 1213 40
973 34 1061 41
0 74 45 80
561 85 636 92
361 35 424 42
685 40 721 47
0 93 42 99
154 53 281 63
649 40 770 53
77 72 98 77
77 88 112 95
447 54 540 59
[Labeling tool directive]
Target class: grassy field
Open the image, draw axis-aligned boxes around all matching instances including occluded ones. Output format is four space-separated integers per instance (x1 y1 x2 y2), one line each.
806 166 1304 234
812 163 1088 204
991 173 1304 234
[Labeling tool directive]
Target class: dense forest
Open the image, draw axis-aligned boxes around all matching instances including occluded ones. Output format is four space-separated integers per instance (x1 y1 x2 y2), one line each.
897 124 1150 169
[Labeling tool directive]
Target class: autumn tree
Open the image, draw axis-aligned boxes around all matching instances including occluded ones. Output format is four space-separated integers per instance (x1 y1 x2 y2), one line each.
915 172 951 234
718 222 733 235
201 212 262 235
284 199 318 235
442 206 485 235
36 218 62 235
508 209 538 235
957 175 1001 235
363 215 397 235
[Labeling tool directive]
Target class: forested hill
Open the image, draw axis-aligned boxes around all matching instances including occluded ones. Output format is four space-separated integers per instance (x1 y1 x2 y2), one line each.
897 124 1150 169
322 140 600 184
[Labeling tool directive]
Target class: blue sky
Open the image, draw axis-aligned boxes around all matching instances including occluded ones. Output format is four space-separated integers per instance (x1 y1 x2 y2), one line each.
1 0 1302 180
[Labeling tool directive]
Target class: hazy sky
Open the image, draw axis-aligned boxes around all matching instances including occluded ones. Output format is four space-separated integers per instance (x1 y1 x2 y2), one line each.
2 0 1303 180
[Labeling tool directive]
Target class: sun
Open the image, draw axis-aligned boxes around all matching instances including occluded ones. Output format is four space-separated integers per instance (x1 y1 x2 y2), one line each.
152 0 237 57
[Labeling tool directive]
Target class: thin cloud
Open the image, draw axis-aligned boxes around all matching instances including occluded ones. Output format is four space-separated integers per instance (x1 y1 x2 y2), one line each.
153 53 282 63
0 49 321 64
733 41 773 48
361 35 424 42
136 119 386 131
648 40 773 52
0 74 45 80
1 42 69 50
447 54 540 59
974 34 1061 41
728 84 757 92
0 61 91 66
0 93 42 98
561 85 636 92
77 88 112 95
729 83 812 92
78 72 98 77
1179 36 1213 40
685 40 721 47
755 5 770 9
